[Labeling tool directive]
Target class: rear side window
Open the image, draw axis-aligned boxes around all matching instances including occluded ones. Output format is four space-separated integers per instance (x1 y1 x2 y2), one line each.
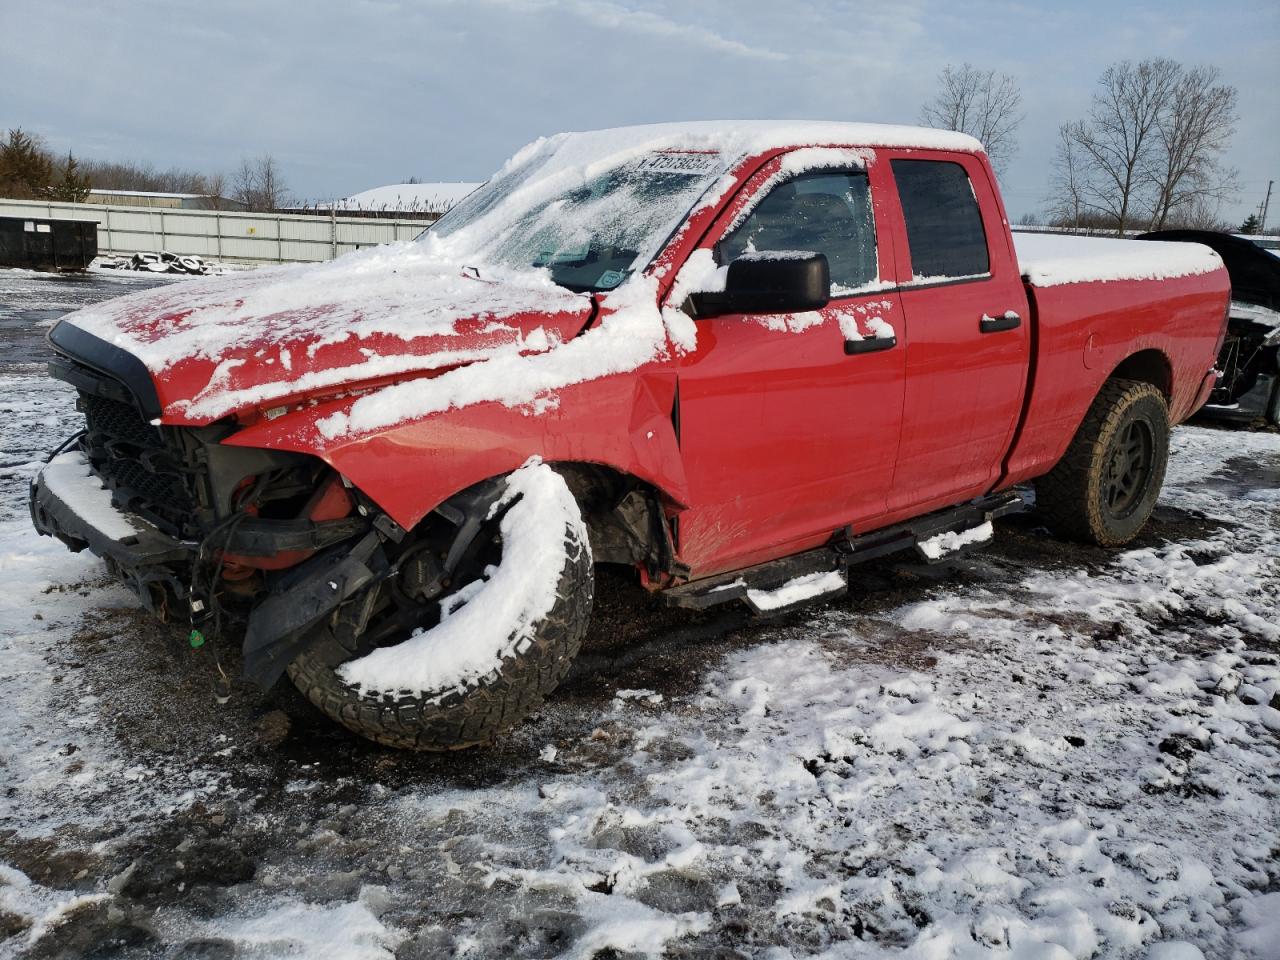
891 159 989 280
717 171 877 293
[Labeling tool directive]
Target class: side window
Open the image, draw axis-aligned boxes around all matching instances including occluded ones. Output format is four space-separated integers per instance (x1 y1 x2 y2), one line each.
891 159 989 280
717 171 877 293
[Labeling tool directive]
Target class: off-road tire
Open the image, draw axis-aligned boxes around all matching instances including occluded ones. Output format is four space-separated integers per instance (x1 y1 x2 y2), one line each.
286 512 593 751
1034 378 1170 546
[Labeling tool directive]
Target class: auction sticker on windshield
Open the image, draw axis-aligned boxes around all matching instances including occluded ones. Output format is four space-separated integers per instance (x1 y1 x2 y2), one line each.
635 152 722 175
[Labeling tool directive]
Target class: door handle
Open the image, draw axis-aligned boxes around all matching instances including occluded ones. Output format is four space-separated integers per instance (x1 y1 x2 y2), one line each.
844 335 897 355
980 311 1021 333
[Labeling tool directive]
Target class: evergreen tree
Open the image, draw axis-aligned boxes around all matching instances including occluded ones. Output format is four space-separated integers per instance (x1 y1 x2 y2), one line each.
1239 213 1261 235
48 152 91 202
0 128 55 199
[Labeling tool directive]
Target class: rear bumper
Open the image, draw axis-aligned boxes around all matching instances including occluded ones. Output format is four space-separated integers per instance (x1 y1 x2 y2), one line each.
30 451 195 610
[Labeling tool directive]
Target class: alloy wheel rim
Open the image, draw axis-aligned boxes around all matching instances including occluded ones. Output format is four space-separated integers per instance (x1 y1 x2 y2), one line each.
1103 418 1154 518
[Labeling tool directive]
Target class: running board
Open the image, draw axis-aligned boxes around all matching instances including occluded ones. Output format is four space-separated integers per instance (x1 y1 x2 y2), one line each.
661 490 1027 612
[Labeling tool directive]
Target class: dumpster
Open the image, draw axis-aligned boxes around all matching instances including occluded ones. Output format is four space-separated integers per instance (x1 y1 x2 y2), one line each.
0 216 98 271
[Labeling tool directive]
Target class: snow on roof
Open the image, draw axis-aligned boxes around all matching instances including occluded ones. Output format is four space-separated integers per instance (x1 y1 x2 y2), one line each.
332 182 482 212
496 120 984 178
1014 233 1224 287
89 189 209 199
517 122 977 161
330 122 979 215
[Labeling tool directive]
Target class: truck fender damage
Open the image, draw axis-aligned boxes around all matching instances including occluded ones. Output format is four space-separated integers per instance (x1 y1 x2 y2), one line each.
223 370 690 533
241 474 511 689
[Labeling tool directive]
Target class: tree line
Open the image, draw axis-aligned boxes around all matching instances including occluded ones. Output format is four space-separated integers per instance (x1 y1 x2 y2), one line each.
0 129 292 212
920 57 1257 235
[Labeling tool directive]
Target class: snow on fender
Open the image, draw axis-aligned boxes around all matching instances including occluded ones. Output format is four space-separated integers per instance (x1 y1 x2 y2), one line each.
336 459 589 701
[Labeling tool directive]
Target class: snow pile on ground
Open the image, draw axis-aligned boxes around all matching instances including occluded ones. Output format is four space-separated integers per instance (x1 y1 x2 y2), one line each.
1015 233 1224 287
338 459 588 698
463 429 1280 958
1 329 1278 956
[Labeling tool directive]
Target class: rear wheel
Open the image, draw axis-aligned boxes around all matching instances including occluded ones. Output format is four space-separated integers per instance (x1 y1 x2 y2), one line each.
1034 379 1170 546
286 461 593 750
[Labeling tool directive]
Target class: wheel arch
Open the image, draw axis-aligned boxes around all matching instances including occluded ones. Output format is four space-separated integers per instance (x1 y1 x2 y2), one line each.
549 461 681 576
1107 348 1173 402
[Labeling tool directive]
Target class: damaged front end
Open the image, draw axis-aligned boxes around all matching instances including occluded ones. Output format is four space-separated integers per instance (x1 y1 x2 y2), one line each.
30 336 399 690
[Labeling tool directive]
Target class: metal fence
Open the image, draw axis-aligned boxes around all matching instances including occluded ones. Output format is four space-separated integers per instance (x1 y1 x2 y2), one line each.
0 198 431 264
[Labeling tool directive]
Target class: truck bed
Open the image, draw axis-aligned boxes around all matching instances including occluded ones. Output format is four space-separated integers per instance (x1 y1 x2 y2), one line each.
999 232 1230 491
1013 232 1222 287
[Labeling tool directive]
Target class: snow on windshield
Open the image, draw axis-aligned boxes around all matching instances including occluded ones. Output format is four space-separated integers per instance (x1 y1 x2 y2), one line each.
424 150 727 292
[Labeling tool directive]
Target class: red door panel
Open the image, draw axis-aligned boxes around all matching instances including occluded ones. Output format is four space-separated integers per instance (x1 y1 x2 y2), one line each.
676 295 905 575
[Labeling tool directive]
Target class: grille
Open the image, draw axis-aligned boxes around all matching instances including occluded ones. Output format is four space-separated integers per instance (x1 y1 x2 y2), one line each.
78 391 199 538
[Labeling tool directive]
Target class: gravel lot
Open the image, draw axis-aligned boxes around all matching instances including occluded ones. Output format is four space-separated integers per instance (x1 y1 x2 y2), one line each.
0 268 1277 960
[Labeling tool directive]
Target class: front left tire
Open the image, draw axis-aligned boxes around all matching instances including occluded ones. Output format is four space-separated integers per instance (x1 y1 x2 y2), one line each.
286 463 594 750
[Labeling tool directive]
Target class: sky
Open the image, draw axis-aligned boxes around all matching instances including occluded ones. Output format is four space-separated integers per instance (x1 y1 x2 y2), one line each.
2 0 1277 226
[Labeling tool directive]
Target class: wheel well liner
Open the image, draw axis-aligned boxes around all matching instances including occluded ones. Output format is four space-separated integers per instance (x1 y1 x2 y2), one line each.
1109 349 1172 401
552 462 679 575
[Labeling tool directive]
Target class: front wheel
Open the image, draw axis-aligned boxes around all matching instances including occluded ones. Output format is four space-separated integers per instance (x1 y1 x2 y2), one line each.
287 461 593 750
1035 379 1170 546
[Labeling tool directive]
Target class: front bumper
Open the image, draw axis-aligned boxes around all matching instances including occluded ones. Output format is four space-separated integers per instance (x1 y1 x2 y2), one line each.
31 448 383 688
30 451 195 610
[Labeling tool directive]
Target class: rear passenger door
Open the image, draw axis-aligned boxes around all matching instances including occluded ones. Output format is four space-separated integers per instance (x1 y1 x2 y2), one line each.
883 155 1030 515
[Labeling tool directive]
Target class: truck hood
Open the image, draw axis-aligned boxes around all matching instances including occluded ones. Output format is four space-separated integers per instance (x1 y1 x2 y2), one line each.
53 245 593 425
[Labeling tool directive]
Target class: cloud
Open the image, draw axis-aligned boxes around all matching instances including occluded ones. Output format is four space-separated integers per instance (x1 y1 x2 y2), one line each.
474 0 788 60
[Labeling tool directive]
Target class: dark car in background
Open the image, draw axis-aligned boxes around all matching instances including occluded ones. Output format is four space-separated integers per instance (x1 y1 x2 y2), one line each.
1139 230 1280 426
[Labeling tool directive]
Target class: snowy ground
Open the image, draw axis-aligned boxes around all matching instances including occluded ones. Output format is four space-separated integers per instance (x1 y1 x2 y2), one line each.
0 270 1278 960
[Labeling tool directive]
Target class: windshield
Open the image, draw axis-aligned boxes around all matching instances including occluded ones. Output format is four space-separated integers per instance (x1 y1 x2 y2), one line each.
423 150 727 292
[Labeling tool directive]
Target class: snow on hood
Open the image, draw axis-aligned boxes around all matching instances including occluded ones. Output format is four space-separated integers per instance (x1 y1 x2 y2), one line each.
56 242 592 424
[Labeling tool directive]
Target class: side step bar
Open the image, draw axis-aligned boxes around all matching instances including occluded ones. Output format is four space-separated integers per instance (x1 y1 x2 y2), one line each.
661 490 1027 613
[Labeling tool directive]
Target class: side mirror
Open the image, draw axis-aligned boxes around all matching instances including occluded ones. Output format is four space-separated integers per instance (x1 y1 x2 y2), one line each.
689 252 830 318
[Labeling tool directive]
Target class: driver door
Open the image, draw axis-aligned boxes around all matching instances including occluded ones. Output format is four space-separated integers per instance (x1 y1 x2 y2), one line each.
672 155 907 577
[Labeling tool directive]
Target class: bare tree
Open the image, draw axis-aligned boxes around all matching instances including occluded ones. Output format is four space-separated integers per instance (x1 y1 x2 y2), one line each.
79 158 215 195
1048 124 1088 227
1163 194 1232 232
1145 65 1238 230
201 172 228 210
232 154 291 211
1071 58 1180 235
920 63 1024 174
1049 58 1238 236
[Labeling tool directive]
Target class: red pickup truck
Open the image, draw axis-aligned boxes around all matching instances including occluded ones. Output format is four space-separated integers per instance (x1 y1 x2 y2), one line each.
30 122 1228 750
